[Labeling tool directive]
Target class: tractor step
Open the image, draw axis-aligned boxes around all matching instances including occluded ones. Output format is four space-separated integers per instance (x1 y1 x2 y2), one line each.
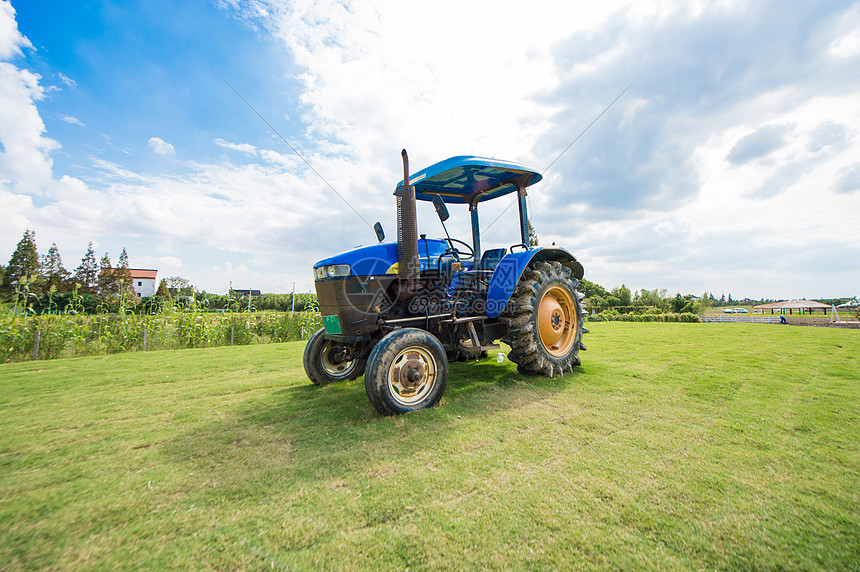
465 322 501 352
460 340 501 351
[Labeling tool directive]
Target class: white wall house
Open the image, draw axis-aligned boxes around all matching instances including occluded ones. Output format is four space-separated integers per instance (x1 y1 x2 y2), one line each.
129 269 158 297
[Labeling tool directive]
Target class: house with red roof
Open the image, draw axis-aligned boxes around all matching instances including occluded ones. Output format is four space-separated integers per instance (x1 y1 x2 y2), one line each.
129 269 158 297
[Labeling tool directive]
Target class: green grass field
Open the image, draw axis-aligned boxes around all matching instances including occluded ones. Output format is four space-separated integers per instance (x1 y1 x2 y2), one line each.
1 323 858 570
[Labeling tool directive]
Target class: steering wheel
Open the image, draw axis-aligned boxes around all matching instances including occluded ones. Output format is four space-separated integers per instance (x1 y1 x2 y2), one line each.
444 238 475 260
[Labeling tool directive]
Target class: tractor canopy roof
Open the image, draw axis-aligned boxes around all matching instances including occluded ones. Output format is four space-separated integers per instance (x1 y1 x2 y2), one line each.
395 156 543 205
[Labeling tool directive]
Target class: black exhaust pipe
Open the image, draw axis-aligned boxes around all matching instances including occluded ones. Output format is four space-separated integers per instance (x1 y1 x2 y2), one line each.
397 149 420 281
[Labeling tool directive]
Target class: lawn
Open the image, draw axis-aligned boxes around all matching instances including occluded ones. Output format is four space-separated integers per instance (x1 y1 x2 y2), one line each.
1 323 858 570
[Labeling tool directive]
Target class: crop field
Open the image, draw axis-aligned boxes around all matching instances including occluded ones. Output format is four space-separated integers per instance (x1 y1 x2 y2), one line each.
1 322 858 570
0 309 321 363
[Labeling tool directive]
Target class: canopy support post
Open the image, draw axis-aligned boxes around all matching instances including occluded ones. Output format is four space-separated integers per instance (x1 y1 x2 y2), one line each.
517 184 529 246
470 204 481 263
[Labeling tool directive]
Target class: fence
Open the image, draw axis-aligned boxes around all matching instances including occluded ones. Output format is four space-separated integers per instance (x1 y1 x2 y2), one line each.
701 315 783 324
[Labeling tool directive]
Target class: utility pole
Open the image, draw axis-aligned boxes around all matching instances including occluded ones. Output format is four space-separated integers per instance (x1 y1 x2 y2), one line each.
291 282 296 312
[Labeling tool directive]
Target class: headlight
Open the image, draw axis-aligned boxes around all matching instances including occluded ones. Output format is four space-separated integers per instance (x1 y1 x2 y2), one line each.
314 264 351 280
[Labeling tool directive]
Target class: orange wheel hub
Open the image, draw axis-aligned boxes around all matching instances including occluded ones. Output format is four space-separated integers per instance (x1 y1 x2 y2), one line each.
538 286 577 357
388 347 436 406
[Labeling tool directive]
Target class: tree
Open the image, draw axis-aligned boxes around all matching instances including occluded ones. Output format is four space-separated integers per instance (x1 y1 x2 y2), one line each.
74 242 100 294
577 279 609 300
634 288 669 311
611 284 632 306
695 292 711 314
155 278 172 302
527 220 539 247
672 293 696 313
165 276 194 296
115 247 135 298
1 229 43 300
98 252 119 299
42 243 71 293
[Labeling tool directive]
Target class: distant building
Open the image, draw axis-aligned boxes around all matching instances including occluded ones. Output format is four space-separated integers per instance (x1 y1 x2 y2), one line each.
130 269 158 297
753 299 831 315
98 267 158 297
231 289 262 297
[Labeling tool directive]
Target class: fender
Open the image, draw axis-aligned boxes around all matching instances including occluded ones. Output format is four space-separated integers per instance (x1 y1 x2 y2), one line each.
485 247 584 318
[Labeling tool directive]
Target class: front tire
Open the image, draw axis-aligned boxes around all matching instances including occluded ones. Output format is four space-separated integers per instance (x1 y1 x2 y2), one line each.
501 261 585 377
303 328 367 386
364 328 448 415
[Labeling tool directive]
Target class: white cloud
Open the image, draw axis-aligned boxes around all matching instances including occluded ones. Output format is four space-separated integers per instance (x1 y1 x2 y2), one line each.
830 28 860 58
90 158 150 182
133 255 183 271
233 0 644 170
522 1 860 297
57 72 77 88
203 260 299 293
725 124 794 165
214 137 257 155
3 0 860 298
61 115 84 126
148 136 175 155
828 3 860 58
0 4 60 199
835 162 860 194
0 1 347 293
84 1 860 296
0 0 31 59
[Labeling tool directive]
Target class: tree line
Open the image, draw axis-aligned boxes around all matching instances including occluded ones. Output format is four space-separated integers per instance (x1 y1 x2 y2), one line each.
0 229 317 315
5 229 851 317
578 280 702 314
576 280 855 315
1 230 132 302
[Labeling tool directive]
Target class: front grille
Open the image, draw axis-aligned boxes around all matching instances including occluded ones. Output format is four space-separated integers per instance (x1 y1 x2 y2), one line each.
313 275 395 339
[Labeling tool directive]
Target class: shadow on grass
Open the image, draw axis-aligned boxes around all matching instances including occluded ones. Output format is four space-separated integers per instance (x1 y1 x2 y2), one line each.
156 354 587 495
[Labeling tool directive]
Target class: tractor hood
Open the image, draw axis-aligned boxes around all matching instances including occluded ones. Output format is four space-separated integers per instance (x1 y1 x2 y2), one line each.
313 238 451 278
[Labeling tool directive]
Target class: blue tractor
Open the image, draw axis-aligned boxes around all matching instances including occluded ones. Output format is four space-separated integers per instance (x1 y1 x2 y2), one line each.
304 150 587 415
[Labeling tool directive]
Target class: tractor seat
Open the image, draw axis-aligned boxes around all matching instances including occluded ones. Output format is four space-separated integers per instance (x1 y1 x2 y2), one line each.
476 248 507 271
456 248 507 287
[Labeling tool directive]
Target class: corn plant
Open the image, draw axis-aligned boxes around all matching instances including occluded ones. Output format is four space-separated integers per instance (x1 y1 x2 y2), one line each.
0 308 315 362
300 301 323 338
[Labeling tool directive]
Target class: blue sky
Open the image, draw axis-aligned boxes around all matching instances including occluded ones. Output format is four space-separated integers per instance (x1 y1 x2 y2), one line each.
2 0 859 299
12 1 297 175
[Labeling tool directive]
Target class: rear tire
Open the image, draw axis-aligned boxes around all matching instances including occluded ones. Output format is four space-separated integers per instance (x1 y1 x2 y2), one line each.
365 328 448 415
303 328 367 386
501 261 585 377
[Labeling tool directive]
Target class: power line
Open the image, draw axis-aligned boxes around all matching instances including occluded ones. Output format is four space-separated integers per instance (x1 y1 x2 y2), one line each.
481 80 636 239
225 81 375 231
542 79 636 174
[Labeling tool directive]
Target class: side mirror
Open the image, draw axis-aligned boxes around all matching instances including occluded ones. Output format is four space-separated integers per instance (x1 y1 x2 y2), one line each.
373 222 385 243
432 195 449 222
